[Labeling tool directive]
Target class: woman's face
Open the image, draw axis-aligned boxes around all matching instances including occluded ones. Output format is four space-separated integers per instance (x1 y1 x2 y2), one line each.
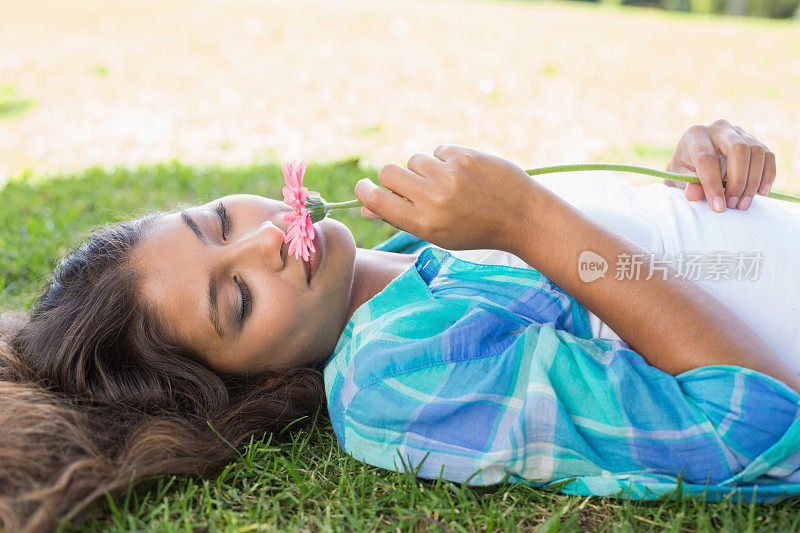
131 194 357 378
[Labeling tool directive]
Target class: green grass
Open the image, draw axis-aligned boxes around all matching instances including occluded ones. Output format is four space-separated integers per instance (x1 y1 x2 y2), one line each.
0 83 36 120
3 160 800 531
63 415 800 532
92 64 110 78
355 124 384 138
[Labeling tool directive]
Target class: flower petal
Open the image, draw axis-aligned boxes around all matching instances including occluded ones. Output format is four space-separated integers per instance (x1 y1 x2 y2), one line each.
282 159 318 261
282 162 297 189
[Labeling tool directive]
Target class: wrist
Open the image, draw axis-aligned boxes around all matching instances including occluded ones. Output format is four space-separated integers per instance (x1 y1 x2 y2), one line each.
501 179 563 258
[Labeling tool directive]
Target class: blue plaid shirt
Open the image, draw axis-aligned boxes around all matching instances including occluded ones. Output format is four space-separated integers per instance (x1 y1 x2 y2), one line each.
324 232 800 502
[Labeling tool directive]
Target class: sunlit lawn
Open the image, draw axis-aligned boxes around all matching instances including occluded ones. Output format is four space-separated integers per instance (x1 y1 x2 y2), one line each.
3 160 800 531
3 0 800 191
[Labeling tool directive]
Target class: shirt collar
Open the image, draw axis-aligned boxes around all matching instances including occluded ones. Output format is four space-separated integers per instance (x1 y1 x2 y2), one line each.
331 247 442 358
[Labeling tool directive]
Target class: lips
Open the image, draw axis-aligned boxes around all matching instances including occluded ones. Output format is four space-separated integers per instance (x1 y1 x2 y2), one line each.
307 227 322 285
278 220 321 287
303 256 311 285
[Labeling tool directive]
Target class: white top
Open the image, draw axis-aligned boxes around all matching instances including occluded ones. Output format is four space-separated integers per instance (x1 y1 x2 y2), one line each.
455 173 800 374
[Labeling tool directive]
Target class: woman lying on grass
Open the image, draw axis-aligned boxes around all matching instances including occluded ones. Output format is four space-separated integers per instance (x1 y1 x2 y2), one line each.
2 118 800 531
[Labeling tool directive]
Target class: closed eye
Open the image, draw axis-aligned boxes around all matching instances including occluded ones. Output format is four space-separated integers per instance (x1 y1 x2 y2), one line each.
235 275 252 325
214 201 252 328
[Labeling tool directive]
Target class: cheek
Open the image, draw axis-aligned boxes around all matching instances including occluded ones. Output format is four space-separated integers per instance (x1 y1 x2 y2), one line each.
245 293 322 372
253 287 309 349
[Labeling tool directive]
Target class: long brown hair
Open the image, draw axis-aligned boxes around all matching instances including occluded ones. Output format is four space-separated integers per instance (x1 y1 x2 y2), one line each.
0 212 327 532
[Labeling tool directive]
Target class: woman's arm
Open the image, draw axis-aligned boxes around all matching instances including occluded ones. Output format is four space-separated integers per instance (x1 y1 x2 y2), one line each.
355 145 800 394
509 181 800 393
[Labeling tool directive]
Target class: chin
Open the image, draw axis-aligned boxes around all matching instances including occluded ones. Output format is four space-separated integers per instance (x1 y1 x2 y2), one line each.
321 217 356 258
314 217 356 289
316 218 356 331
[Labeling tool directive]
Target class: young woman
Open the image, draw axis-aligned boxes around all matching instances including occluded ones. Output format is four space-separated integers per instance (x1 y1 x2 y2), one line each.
1 118 799 531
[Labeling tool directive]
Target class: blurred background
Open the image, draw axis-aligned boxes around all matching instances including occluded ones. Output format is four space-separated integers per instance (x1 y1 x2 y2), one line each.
1 0 799 189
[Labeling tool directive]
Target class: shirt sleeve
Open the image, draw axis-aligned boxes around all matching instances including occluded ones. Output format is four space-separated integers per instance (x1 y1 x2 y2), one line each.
335 302 617 487
337 311 800 490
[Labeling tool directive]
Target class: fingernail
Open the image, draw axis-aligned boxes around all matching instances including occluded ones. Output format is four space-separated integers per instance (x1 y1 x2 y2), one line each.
712 197 725 213
355 178 370 194
738 196 752 210
760 183 772 196
726 196 739 209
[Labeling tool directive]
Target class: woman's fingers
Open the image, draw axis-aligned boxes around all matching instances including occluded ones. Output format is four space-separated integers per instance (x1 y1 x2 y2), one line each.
683 182 705 202
357 154 449 225
732 127 765 210
761 150 777 196
686 128 726 212
670 119 777 211
663 178 686 189
407 151 447 178
734 125 776 198
376 162 425 202
433 143 474 162
361 206 380 219
708 119 750 209
355 176 418 230
355 151 452 232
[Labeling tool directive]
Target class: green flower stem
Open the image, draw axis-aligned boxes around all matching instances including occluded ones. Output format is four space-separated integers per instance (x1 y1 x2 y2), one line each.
525 163 800 203
324 199 363 210
313 163 800 222
527 163 696 182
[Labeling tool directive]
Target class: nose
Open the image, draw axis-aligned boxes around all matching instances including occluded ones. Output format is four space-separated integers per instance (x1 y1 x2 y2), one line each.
223 221 286 272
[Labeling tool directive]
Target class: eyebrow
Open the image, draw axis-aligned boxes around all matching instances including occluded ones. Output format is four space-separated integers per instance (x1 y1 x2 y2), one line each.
181 208 207 245
180 209 224 339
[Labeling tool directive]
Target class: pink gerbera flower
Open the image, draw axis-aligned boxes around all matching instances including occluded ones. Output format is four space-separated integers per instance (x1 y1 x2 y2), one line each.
282 160 318 262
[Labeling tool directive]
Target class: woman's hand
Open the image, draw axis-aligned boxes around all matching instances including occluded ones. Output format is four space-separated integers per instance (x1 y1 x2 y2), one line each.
354 144 546 251
665 118 776 212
